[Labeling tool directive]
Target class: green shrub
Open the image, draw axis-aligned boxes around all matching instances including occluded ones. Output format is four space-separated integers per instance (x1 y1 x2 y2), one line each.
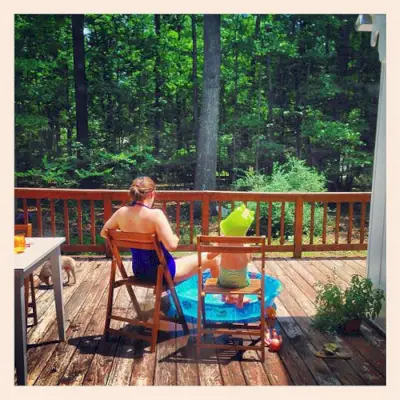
232 156 326 238
313 275 385 333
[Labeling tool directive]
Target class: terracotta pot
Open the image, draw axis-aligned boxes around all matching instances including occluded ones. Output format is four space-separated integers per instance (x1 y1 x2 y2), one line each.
343 319 361 335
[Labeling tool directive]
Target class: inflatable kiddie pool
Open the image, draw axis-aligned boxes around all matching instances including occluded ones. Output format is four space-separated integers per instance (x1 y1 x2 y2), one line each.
163 270 282 324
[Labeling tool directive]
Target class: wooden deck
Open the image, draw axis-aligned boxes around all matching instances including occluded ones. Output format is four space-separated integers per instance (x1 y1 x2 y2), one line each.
25 257 386 386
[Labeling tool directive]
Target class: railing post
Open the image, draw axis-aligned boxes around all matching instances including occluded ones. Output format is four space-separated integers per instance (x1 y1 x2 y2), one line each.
103 193 113 258
202 192 210 235
294 196 303 258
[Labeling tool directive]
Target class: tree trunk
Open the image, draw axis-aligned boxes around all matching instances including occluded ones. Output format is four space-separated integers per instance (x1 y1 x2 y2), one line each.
71 14 89 147
243 14 261 149
194 15 221 190
250 15 261 87
231 20 239 183
64 63 73 157
255 62 262 172
266 55 273 124
176 17 184 150
264 54 275 172
191 15 200 145
154 14 162 155
54 108 61 156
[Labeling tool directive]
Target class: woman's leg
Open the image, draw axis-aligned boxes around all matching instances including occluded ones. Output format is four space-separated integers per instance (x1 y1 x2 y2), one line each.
174 253 220 283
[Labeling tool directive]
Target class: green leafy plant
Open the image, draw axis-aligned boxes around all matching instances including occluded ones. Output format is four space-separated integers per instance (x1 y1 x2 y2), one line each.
313 275 385 333
233 156 326 238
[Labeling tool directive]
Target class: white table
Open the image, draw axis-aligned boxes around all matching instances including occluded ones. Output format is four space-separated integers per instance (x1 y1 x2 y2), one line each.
14 237 66 385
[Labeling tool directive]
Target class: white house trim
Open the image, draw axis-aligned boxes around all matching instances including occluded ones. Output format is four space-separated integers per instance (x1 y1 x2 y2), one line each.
356 14 386 332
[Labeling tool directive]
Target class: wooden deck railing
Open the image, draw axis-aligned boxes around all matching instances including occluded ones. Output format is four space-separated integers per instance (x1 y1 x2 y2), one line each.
15 188 371 258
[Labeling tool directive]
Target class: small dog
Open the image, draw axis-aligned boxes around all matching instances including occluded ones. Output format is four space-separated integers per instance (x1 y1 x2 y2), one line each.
39 256 77 286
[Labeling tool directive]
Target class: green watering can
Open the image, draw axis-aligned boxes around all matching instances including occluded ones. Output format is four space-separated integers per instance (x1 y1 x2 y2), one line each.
220 204 255 236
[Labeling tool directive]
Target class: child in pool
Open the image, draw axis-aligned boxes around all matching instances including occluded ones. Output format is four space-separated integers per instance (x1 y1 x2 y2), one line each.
207 204 255 308
208 243 253 308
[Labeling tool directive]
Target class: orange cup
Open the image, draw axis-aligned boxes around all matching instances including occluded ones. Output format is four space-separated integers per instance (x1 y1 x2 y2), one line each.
14 235 26 254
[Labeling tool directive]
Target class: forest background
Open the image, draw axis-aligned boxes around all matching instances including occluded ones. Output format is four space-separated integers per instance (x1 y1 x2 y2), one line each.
15 14 380 195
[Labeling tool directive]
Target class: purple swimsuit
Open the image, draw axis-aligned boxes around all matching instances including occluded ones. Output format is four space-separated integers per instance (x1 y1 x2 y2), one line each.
129 202 176 283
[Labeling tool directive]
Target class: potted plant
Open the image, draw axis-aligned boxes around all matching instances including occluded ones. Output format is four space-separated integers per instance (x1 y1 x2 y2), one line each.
313 275 385 334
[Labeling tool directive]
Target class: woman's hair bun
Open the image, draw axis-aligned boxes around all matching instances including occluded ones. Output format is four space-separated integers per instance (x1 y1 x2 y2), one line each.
129 176 156 201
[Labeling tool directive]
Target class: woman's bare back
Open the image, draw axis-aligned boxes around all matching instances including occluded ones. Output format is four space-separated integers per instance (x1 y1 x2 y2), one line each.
115 206 157 234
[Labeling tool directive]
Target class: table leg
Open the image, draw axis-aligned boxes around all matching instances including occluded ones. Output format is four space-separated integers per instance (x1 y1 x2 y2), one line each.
50 247 66 341
14 272 27 385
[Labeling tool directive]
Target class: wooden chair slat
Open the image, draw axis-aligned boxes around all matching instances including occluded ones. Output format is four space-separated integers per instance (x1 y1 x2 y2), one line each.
15 223 32 237
109 314 154 328
113 276 167 289
203 278 261 295
110 240 155 251
199 245 263 254
107 230 155 243
198 235 265 244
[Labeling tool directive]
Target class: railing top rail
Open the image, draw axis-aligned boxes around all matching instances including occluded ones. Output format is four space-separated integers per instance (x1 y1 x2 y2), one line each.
15 187 371 202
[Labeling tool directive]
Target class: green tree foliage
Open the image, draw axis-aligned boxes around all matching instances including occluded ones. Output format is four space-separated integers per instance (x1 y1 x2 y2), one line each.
15 14 380 191
233 157 326 238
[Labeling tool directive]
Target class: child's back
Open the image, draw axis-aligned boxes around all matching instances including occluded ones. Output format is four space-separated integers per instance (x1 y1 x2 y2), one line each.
217 244 252 308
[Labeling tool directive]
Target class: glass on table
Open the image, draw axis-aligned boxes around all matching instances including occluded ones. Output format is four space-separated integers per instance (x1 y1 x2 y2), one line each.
14 235 26 253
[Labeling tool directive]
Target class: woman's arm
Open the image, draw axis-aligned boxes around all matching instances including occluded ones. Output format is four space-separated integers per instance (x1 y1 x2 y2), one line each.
154 209 179 251
100 210 120 239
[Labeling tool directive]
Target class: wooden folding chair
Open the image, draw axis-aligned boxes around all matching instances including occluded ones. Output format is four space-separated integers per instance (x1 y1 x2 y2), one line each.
196 235 267 361
104 230 189 352
15 223 38 326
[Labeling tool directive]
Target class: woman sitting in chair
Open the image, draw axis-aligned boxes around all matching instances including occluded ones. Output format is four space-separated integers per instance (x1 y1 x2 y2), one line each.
100 176 220 283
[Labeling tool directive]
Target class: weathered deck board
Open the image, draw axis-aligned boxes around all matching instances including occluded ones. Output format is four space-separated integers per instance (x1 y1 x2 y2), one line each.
25 256 385 386
59 264 116 386
264 261 376 385
175 321 200 386
153 319 177 385
129 288 157 386
35 261 110 385
240 346 272 385
197 334 224 386
359 322 386 356
27 261 94 344
270 260 385 385
27 260 99 385
213 335 247 385
305 259 349 290
82 271 133 386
